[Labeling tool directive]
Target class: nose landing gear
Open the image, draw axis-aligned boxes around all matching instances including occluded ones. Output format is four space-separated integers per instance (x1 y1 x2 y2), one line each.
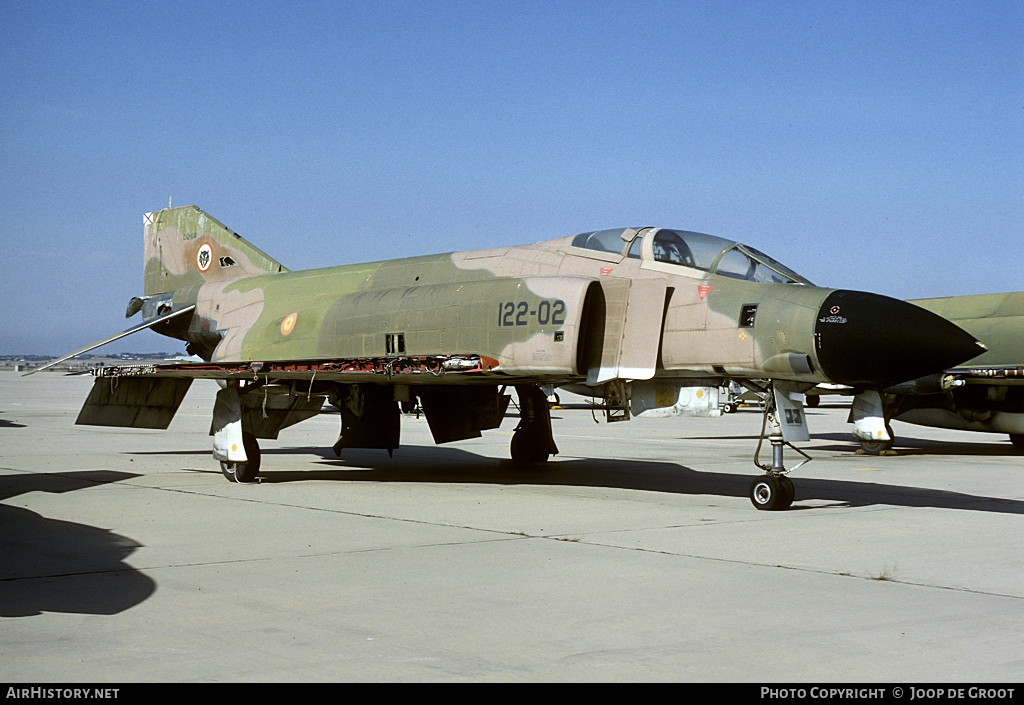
748 382 811 511
749 469 796 511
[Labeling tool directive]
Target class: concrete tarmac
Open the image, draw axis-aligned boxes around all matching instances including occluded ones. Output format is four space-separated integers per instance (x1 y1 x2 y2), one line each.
1 371 1022 682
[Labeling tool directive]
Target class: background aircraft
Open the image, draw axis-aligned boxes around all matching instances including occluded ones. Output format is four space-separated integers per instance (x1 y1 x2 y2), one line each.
845 291 1023 453
34 206 984 509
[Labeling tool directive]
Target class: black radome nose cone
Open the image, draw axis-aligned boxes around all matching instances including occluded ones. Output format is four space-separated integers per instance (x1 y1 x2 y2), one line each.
815 290 985 387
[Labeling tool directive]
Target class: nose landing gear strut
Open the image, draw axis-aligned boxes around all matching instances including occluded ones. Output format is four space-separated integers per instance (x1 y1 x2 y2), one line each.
748 382 811 510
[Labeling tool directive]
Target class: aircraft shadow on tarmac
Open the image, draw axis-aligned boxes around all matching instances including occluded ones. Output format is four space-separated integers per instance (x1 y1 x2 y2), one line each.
226 442 1024 516
811 431 1024 457
0 471 157 618
681 429 1024 457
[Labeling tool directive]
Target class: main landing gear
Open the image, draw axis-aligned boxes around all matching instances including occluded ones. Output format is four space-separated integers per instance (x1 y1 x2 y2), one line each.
510 385 559 465
212 383 263 483
857 429 895 455
220 431 261 483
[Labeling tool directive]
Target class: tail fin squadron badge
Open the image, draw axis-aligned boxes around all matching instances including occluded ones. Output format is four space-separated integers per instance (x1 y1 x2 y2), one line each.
197 243 213 272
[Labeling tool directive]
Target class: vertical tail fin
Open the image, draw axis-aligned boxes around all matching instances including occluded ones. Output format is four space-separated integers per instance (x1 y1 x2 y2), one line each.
144 205 289 296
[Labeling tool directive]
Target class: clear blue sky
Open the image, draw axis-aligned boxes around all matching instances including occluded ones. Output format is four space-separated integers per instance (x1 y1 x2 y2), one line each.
2 0 1021 355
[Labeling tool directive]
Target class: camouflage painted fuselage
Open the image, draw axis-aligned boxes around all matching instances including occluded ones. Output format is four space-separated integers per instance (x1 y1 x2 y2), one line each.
143 206 980 391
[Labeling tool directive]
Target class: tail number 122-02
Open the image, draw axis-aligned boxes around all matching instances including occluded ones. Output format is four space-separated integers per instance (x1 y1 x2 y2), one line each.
497 300 566 327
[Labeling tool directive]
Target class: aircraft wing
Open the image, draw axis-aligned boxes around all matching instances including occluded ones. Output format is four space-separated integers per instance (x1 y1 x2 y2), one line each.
78 353 502 382
72 352 508 436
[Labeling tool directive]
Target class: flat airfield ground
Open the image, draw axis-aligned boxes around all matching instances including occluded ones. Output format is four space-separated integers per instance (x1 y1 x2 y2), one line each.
1 371 1021 683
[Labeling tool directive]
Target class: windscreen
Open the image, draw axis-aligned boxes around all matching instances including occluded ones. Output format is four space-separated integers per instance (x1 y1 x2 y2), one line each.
714 245 811 284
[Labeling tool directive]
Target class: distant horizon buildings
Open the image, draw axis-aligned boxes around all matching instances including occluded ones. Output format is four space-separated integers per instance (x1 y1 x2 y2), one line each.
1 352 194 373
0 352 185 361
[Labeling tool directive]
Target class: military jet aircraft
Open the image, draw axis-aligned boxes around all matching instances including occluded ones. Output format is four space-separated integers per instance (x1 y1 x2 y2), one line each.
33 206 985 509
846 291 1023 453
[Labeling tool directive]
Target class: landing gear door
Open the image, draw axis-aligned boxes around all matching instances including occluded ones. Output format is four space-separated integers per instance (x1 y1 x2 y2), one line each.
212 385 247 463
773 381 810 443
587 278 667 384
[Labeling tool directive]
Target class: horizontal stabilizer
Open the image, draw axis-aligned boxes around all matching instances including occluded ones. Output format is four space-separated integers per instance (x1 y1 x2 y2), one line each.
24 305 196 376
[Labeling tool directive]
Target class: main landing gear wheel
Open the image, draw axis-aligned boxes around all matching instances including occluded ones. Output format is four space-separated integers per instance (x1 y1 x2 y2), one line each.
857 422 895 455
749 474 794 511
1010 434 1024 450
220 431 261 483
510 429 550 465
858 438 893 455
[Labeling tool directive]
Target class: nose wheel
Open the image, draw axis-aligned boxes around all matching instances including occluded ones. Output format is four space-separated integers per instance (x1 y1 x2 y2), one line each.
749 473 795 510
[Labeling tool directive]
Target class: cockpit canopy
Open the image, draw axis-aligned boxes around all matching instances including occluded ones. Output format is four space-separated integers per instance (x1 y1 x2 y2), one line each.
570 228 812 285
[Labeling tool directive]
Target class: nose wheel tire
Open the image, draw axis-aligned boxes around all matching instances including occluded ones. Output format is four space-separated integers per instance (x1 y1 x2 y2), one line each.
749 474 794 510
778 475 795 507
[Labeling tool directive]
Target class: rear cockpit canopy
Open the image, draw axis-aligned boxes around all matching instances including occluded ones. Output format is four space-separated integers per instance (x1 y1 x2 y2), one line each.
570 228 812 285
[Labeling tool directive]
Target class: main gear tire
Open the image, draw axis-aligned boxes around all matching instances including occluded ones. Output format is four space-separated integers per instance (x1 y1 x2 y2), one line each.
220 432 261 483
510 430 550 466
